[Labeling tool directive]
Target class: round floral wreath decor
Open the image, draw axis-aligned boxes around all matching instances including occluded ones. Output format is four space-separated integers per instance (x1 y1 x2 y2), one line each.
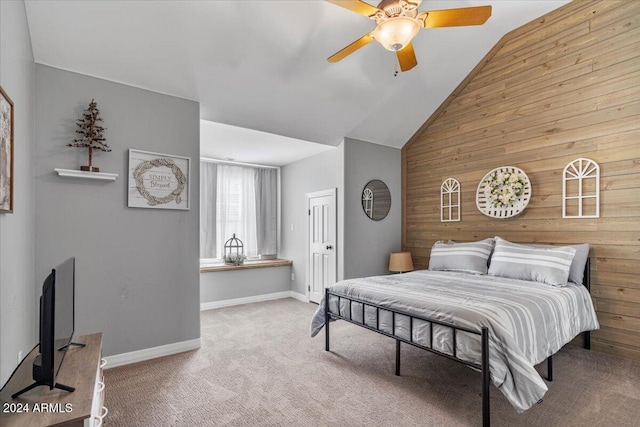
486 170 526 208
476 166 531 219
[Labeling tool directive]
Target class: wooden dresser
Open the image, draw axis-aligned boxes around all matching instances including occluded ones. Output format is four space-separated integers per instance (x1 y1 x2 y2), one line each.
0 333 107 427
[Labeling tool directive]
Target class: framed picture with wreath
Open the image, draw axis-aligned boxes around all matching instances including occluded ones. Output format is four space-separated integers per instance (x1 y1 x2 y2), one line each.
128 149 190 210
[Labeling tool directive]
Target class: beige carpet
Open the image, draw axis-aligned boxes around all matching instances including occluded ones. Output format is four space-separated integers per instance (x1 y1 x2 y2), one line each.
104 298 640 426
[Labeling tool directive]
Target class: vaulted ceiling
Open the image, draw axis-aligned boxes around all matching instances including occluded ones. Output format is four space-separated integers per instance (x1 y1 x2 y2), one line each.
24 0 570 151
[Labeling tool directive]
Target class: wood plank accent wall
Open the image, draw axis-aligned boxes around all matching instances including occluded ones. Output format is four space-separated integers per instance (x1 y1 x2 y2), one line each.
402 0 640 361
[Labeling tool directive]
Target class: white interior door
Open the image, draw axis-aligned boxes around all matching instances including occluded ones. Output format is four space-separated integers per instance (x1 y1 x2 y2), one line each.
307 189 337 304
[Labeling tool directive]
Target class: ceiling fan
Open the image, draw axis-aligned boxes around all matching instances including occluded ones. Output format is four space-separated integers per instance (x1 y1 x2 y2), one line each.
326 0 492 72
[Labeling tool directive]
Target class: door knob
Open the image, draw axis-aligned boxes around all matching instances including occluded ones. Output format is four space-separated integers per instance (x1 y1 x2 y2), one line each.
326 245 333 250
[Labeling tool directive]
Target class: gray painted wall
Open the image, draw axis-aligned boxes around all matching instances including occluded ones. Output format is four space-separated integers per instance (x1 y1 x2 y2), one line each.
200 266 291 303
343 137 401 279
0 0 37 387
34 65 200 357
280 147 344 296
280 139 401 295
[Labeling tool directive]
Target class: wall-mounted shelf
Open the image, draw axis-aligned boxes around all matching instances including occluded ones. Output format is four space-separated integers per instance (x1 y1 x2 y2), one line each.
55 168 118 181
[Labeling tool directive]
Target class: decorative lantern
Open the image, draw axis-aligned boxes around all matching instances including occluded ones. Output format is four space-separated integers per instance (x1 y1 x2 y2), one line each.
223 234 245 265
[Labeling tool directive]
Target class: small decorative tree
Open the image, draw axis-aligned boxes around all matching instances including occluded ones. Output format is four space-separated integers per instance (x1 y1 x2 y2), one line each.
68 99 111 172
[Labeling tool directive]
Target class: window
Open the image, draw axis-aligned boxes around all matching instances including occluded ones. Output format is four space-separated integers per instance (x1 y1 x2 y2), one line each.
200 161 277 261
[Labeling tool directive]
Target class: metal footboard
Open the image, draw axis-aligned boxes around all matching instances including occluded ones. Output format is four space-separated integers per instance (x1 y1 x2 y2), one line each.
324 288 491 427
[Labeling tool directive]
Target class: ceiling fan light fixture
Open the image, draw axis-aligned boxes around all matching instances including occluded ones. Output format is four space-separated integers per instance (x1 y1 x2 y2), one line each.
373 16 420 51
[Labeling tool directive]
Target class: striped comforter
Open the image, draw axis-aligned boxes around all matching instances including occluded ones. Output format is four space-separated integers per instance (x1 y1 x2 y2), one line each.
310 270 599 413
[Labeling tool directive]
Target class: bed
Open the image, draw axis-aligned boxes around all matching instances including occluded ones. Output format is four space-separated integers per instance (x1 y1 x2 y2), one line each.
310 237 599 427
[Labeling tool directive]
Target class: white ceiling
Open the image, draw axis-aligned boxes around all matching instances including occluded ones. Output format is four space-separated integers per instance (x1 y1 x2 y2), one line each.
200 120 335 167
24 0 570 161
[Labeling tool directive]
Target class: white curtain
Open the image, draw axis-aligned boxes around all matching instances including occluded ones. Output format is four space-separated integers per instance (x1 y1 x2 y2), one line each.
255 168 277 256
201 162 277 260
200 162 217 259
216 165 258 258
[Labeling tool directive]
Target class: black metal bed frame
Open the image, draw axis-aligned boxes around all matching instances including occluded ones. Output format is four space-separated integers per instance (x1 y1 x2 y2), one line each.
323 259 592 427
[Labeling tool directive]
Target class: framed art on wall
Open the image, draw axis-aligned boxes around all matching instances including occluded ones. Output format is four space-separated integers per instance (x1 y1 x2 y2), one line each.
0 86 14 213
128 149 190 210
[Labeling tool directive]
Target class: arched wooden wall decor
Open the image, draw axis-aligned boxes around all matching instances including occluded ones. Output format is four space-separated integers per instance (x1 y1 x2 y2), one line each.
440 178 461 222
563 158 600 218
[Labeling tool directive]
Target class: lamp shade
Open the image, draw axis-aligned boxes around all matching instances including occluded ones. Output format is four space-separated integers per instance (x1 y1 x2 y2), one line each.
389 252 414 273
373 17 421 51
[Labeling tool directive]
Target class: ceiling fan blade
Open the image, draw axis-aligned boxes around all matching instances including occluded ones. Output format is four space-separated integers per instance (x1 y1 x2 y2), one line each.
328 33 375 63
325 0 382 18
421 6 492 28
396 42 417 72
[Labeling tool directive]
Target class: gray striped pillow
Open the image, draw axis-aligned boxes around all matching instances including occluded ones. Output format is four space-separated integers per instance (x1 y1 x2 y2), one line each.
428 238 495 274
488 237 576 286
527 243 590 285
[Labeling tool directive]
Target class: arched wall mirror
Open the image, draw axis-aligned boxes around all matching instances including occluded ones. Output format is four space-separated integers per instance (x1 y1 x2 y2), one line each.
362 179 391 221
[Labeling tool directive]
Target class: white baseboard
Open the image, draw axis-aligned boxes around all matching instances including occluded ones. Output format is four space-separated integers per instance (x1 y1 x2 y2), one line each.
103 292 310 369
288 291 309 303
201 290 309 311
103 337 201 369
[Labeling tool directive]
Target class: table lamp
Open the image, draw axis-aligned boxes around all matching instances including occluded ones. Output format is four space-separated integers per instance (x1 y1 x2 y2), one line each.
389 252 414 273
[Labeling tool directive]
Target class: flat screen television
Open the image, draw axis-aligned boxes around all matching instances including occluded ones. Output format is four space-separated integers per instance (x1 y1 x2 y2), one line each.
12 257 84 399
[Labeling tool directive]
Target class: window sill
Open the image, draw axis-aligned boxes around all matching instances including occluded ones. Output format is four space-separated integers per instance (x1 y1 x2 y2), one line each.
200 259 292 273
